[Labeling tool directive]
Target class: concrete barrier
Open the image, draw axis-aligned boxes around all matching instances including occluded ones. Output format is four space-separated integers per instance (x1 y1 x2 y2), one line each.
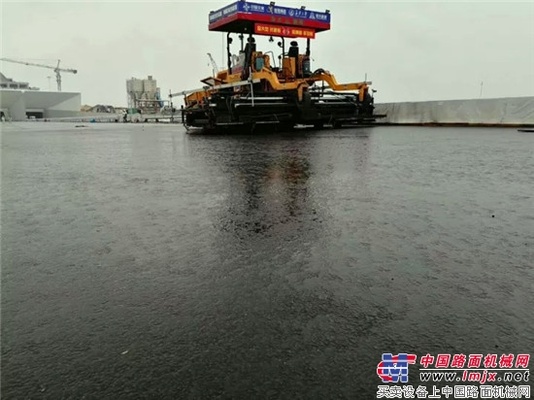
374 96 534 127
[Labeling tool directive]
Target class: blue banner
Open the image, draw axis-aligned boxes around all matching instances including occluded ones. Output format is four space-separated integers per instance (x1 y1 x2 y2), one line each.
209 1 331 24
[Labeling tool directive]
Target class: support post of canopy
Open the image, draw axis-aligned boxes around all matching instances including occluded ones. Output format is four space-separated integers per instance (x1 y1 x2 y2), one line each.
226 32 233 74
249 68 255 107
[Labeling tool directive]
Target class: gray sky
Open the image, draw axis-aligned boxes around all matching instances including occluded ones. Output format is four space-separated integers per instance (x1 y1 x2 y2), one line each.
2 1 533 106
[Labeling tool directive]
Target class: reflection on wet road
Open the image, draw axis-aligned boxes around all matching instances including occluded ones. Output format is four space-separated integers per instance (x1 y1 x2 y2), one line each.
2 123 533 398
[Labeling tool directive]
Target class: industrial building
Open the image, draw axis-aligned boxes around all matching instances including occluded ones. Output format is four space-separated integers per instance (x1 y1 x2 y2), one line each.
0 73 37 90
0 73 81 120
126 76 163 114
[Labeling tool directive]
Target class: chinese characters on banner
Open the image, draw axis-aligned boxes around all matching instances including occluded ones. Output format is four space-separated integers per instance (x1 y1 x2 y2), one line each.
254 23 316 39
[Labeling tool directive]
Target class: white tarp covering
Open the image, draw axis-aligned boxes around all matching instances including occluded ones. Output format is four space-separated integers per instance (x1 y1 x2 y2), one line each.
375 96 534 125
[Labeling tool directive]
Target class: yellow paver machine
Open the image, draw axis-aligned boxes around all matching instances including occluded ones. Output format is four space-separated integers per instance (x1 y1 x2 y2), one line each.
174 1 383 133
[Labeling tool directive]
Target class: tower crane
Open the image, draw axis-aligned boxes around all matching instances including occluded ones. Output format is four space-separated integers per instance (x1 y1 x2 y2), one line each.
0 58 77 91
206 53 219 77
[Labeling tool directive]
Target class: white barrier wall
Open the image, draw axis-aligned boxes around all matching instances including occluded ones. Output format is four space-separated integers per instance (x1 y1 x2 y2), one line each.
374 97 534 126
0 90 81 120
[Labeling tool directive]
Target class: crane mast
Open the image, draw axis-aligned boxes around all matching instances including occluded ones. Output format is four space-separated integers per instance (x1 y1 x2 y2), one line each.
206 53 219 77
0 58 77 91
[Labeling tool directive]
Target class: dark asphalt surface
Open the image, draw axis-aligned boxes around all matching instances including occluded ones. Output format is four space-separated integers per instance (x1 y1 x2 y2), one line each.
1 123 533 399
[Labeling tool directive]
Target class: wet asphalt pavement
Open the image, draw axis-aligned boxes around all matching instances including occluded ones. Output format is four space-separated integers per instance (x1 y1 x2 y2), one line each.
1 123 533 399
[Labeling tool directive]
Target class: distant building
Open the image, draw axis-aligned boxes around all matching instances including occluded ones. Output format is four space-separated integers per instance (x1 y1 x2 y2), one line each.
91 104 116 113
80 104 122 114
0 73 81 120
126 76 163 114
0 72 38 90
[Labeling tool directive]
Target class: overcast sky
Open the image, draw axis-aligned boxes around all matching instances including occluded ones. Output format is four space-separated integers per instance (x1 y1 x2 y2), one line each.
2 1 533 106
